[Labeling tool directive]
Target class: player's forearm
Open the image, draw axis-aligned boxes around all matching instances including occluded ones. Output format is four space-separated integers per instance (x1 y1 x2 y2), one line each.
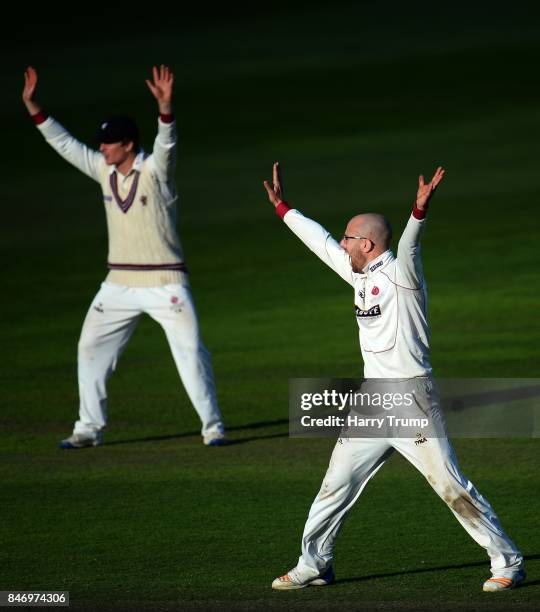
34 116 103 182
396 212 427 288
157 101 173 116
24 98 42 116
152 114 176 180
276 203 354 285
399 203 428 249
397 218 424 264
276 203 333 250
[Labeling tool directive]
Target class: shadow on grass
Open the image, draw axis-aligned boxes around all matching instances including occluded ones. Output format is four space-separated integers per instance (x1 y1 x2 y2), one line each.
336 554 539 586
102 418 290 446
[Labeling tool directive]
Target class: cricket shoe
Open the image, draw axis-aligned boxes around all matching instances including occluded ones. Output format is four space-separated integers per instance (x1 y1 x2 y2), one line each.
203 432 228 447
483 568 526 592
59 433 102 450
272 566 335 590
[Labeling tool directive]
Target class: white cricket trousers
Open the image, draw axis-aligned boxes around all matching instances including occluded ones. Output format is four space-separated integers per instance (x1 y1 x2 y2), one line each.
73 282 224 438
296 434 523 580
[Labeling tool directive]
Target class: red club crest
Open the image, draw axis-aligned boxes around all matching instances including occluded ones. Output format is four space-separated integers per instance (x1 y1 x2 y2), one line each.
171 296 179 304
371 286 380 296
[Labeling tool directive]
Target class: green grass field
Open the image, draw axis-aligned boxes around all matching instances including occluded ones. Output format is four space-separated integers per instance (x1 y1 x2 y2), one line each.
2 4 540 610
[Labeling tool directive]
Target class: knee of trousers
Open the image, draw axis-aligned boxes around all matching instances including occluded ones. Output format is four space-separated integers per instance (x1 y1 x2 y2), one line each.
315 463 366 503
173 339 212 361
78 337 99 360
77 335 114 367
428 475 484 521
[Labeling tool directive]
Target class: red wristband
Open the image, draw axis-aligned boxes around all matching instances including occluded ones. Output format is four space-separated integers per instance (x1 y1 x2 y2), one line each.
31 110 49 125
160 113 174 124
412 205 427 220
275 201 291 219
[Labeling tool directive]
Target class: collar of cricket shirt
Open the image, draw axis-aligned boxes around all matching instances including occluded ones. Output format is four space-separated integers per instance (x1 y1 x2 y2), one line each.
108 151 146 214
363 250 394 276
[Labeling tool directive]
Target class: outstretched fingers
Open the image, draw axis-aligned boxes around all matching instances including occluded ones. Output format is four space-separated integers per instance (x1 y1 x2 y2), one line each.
150 64 173 85
263 180 274 197
23 66 38 100
263 179 279 206
25 66 37 85
273 162 284 197
146 65 174 105
430 166 445 189
161 64 172 82
264 162 285 206
145 78 157 96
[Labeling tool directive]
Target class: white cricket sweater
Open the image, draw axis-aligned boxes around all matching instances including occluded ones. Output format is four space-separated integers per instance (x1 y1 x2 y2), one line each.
276 203 432 379
35 114 187 287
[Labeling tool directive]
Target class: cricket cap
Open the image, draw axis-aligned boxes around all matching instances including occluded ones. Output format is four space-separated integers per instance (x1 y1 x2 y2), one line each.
95 116 139 144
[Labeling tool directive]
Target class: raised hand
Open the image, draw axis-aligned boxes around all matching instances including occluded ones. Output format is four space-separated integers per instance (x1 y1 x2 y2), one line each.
416 166 445 211
22 66 42 115
145 64 174 114
263 162 285 207
22 66 38 102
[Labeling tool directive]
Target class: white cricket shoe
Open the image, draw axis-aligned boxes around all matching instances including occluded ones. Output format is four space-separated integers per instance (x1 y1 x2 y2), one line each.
59 433 102 449
271 567 335 590
203 432 228 447
483 568 526 592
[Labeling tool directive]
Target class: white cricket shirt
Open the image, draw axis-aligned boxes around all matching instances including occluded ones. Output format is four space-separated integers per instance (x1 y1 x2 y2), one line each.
35 114 186 287
277 204 432 379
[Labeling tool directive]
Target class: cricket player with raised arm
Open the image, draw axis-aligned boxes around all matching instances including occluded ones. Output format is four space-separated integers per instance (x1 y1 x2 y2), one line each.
22 65 227 447
263 162 524 592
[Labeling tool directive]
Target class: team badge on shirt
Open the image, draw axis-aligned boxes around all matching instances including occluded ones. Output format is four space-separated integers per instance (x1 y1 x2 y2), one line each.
371 286 380 295
140 195 148 206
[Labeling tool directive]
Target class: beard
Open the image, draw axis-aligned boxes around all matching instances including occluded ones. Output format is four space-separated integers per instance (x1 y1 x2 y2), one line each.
349 253 365 274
